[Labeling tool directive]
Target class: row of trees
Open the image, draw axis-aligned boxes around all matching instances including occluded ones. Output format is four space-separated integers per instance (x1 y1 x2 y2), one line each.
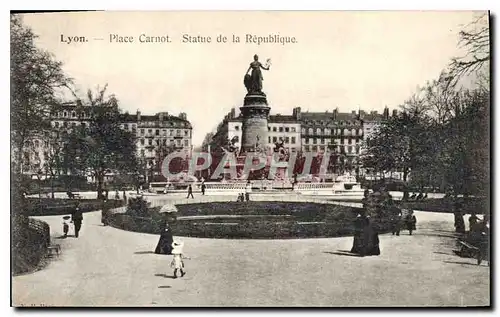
11 15 139 201
362 13 489 200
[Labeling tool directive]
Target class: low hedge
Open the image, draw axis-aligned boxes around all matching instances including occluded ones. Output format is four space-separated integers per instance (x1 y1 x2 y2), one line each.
396 197 489 214
25 198 125 216
12 218 51 275
109 201 394 239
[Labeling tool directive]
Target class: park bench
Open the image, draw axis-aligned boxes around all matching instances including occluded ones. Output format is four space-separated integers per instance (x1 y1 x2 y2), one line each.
47 244 61 257
67 192 81 199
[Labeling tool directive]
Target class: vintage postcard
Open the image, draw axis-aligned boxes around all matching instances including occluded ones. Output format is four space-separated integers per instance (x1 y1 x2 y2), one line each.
11 11 490 307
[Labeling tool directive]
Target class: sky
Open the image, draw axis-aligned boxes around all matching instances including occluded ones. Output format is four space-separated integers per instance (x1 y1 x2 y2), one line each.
21 11 482 146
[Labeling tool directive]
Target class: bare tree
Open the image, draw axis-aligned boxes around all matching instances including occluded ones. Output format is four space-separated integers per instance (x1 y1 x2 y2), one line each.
449 13 490 86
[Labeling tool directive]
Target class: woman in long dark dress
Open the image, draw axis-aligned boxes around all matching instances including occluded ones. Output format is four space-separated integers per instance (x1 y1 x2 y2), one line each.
155 221 173 255
246 55 270 93
351 214 365 254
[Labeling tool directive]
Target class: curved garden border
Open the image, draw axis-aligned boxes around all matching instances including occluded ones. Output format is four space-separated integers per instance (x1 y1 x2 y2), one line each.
105 196 394 239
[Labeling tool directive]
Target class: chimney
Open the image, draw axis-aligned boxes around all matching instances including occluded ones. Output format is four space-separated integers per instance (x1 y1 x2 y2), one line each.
136 110 141 121
159 113 164 121
383 107 389 119
293 107 302 120
179 112 187 120
351 110 356 115
230 108 236 119
333 108 338 120
392 109 398 117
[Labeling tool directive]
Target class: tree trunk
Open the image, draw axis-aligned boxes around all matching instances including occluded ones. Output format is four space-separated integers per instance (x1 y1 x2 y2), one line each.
50 175 55 199
97 172 104 200
402 167 409 201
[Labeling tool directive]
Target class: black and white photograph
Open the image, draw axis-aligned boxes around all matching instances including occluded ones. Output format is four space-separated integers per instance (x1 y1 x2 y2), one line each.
10 10 490 307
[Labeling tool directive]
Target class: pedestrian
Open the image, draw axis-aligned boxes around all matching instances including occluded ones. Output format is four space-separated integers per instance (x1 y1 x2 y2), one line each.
391 210 402 236
361 216 380 256
115 190 120 200
351 213 365 254
469 212 479 232
62 216 70 238
123 190 127 203
171 240 186 278
71 202 83 238
201 181 206 195
155 221 173 255
454 202 466 234
405 210 417 235
245 182 251 201
186 184 194 199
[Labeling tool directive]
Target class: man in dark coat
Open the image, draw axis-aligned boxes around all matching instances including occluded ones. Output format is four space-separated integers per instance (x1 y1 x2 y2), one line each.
71 202 83 238
201 182 206 195
155 221 174 254
186 185 194 199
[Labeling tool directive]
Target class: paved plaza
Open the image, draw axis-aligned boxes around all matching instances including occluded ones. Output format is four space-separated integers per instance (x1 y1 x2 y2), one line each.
12 195 490 307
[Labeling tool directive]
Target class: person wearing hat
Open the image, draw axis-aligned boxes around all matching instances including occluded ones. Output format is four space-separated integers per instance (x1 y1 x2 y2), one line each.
155 220 174 255
171 240 186 278
351 213 365 254
71 201 83 238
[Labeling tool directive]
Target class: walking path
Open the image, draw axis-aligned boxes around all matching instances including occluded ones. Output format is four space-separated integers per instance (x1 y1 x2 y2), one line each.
12 195 490 307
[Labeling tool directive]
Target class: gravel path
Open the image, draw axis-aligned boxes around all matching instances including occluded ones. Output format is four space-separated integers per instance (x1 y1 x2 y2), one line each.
12 196 490 307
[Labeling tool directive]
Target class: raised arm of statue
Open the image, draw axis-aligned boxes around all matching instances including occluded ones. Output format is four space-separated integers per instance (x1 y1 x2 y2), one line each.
260 63 270 71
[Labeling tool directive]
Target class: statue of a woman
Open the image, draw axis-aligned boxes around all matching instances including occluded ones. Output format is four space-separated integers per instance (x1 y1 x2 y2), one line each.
244 54 270 94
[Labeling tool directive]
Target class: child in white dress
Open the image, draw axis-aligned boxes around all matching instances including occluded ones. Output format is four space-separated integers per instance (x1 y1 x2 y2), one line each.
171 240 186 278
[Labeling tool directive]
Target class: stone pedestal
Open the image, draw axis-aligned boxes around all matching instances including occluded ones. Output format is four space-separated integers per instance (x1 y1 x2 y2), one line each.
239 93 270 155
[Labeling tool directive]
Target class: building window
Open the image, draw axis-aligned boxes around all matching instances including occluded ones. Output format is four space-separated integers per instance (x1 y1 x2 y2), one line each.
184 130 189 136
308 128 313 134
291 137 296 144
285 137 290 143
273 137 277 143
148 139 153 146
176 130 181 136
55 122 60 128
291 127 296 132
268 136 271 143
305 138 310 144
268 127 271 132
273 127 277 132
235 126 240 131
184 139 189 146
234 136 239 142
348 146 352 153
154 129 159 136
81 122 86 129
63 111 68 118
170 129 174 136
313 139 317 145
124 124 128 130
301 128 305 134
176 140 181 147
72 122 76 127
348 138 352 145
148 129 152 135
63 121 68 128
285 127 289 132
140 139 145 145
140 149 145 157
279 127 283 132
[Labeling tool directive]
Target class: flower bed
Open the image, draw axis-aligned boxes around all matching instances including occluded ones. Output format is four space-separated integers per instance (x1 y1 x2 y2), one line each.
108 201 394 239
